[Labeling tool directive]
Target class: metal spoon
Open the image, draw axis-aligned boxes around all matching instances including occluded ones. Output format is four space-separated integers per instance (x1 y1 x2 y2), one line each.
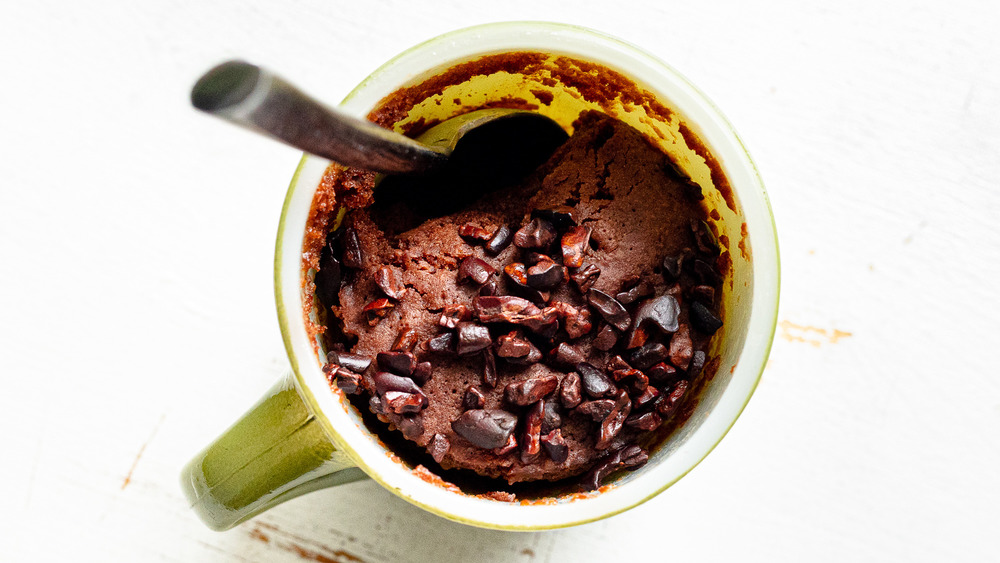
190 60 567 178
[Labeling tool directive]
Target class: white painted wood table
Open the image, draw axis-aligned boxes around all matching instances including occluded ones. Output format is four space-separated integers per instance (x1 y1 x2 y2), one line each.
2 1 998 561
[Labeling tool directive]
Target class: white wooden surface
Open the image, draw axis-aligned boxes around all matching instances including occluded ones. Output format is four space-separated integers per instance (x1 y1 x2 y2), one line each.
2 1 998 561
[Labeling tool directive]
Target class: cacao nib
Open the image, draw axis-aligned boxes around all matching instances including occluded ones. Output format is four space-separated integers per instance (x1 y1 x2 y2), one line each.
523 251 550 267
456 322 492 355
504 262 529 287
457 257 495 285
369 395 386 416
326 351 371 374
522 401 544 458
411 361 433 385
541 401 563 433
373 371 425 397
504 374 559 406
526 259 565 290
429 433 450 463
452 409 518 449
513 218 557 250
628 342 669 370
391 326 419 352
478 279 500 296
592 324 618 351
341 227 363 269
690 285 716 306
384 391 426 414
422 332 455 354
473 295 541 323
647 362 680 384
576 399 615 421
668 324 693 370
315 242 342 306
374 266 406 300
693 259 719 285
552 302 592 339
559 372 583 408
570 263 601 293
548 342 585 368
493 433 518 455
688 350 706 378
691 302 723 334
397 415 423 440
560 226 591 268
655 380 690 417
628 295 680 346
363 298 395 326
661 248 693 281
691 219 720 255
462 386 486 410
439 303 472 329
531 206 577 228
582 445 649 491
576 362 617 398
334 368 362 394
596 390 631 450
633 385 660 409
458 224 491 243
376 351 416 376
496 331 537 359
541 429 569 463
625 411 662 431
587 289 631 332
481 348 498 388
485 224 513 255
615 281 654 305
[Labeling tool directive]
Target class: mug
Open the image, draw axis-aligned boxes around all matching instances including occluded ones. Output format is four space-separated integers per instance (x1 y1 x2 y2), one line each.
181 21 780 532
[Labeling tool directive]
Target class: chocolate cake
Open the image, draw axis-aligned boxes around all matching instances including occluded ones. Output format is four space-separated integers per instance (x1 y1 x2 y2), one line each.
314 111 724 488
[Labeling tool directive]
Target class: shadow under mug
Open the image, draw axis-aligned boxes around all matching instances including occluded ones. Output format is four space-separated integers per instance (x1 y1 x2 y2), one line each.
181 21 780 532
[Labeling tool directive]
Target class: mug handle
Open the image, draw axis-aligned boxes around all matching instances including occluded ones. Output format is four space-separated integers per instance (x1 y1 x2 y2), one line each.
180 372 367 530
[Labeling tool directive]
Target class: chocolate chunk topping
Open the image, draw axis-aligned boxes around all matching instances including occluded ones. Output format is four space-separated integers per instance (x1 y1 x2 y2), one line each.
376 351 416 376
429 433 450 463
422 332 455 354
456 322 492 355
375 266 406 300
513 218 557 250
628 342 669 371
668 324 693 370
531 206 577 229
526 259 565 290
576 362 617 398
569 263 601 293
341 227 364 269
485 224 513 255
452 409 518 449
481 348 497 388
363 298 395 326
587 289 631 332
690 302 723 334
559 372 583 408
458 224 492 243
439 303 472 329
592 324 618 351
504 374 559 406
457 257 495 285
560 226 590 268
462 386 486 410
327 351 372 374
541 429 569 463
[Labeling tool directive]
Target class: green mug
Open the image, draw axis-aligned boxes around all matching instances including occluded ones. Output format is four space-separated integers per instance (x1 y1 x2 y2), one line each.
181 21 780 531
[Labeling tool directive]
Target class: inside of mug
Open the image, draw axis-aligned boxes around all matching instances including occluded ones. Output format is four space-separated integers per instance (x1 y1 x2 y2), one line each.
310 50 751 499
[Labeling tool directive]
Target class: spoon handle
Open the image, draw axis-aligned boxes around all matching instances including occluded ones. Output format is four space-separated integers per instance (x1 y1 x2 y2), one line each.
191 61 448 175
